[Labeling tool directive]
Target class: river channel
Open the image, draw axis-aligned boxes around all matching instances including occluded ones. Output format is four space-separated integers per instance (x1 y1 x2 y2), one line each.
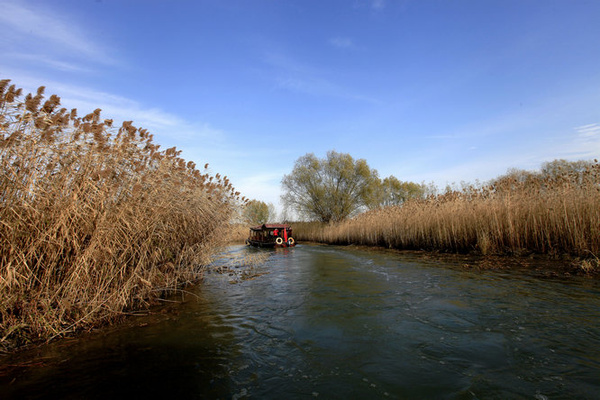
1 244 599 399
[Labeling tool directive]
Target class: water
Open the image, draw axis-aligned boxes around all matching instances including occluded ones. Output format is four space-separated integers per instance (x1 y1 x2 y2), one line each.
1 245 599 399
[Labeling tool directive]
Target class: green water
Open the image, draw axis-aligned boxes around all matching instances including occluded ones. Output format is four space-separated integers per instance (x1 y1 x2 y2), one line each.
1 245 599 399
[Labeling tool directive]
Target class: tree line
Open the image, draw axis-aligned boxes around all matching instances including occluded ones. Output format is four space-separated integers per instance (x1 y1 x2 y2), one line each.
281 150 428 223
242 151 428 225
242 151 598 226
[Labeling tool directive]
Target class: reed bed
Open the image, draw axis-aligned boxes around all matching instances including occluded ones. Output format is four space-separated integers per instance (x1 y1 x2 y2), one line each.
225 223 250 244
294 161 600 266
0 80 243 350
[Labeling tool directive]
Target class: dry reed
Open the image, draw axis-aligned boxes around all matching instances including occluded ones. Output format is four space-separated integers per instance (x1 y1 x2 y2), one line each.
225 223 250 244
293 160 600 271
0 79 244 351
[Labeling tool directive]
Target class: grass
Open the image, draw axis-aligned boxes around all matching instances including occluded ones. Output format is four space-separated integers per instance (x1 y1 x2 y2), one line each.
293 161 600 271
0 80 244 351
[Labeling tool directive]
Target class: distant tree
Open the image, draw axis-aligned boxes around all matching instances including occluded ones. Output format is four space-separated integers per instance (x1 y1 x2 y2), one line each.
488 159 599 194
267 202 277 222
243 200 270 225
378 175 426 206
281 151 381 223
540 159 596 184
489 168 540 192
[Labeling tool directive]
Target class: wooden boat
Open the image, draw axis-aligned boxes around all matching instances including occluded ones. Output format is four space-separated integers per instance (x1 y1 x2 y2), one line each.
246 224 296 248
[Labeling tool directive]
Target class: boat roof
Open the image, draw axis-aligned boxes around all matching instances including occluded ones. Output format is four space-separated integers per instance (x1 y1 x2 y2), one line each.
250 224 292 231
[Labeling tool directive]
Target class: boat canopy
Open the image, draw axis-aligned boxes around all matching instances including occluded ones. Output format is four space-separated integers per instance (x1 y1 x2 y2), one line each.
249 224 291 231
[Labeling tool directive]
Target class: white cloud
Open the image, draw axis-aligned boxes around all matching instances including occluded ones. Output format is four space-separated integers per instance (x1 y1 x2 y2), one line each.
0 0 117 67
400 124 600 188
39 82 185 133
1 71 223 149
566 123 600 158
4 53 93 73
380 113 600 189
575 123 600 138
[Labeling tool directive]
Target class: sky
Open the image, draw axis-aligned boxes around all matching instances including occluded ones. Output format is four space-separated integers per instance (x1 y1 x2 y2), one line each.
1 0 599 215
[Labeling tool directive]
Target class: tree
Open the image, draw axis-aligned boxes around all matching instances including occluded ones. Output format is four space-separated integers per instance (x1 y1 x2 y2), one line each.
490 167 540 192
378 176 426 207
490 159 597 193
243 200 270 225
281 151 381 223
540 159 596 184
267 202 278 222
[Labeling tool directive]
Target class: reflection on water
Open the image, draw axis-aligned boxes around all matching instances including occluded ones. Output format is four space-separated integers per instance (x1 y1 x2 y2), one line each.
1 245 599 399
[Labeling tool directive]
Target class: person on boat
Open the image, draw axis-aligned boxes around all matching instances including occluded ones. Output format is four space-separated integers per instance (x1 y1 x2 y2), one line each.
273 228 279 236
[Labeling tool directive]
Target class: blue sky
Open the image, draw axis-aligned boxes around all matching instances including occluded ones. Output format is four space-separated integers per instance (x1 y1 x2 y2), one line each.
1 0 599 213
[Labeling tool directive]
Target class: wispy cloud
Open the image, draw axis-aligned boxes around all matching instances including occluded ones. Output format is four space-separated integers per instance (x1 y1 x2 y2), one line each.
263 51 379 103
3 53 94 73
575 123 600 138
264 52 318 78
351 0 389 12
383 109 600 187
0 0 117 68
275 75 337 97
567 123 600 158
264 52 338 96
44 82 181 127
329 37 355 49
409 125 600 187
371 0 386 10
1 71 222 148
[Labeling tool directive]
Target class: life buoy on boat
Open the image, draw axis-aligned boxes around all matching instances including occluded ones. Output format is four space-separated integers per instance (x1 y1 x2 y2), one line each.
275 237 284 245
287 237 295 246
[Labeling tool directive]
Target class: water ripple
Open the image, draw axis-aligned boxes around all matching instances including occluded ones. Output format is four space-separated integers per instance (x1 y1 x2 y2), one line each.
1 245 599 400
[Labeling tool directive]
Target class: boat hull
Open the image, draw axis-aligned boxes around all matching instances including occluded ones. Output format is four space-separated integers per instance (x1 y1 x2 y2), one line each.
246 239 295 248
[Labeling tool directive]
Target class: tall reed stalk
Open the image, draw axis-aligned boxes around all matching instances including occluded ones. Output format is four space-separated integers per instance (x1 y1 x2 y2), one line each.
0 80 243 350
294 161 600 261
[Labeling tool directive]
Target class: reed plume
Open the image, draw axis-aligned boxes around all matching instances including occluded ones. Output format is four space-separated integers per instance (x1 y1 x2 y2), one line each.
293 159 600 269
0 79 243 350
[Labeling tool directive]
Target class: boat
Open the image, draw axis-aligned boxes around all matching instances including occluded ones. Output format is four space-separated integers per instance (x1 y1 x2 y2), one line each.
246 224 296 248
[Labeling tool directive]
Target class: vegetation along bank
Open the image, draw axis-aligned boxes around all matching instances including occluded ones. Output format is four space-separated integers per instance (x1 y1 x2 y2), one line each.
286 154 599 274
1 78 598 353
0 80 245 352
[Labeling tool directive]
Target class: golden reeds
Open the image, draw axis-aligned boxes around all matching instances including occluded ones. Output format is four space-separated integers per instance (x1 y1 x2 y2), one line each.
293 160 600 264
0 79 242 350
